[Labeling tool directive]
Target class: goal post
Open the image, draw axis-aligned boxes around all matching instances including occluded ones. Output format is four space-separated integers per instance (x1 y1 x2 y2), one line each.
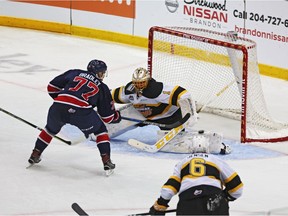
147 26 288 143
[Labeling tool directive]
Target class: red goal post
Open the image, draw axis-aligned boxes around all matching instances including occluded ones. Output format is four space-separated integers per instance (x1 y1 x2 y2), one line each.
147 26 288 143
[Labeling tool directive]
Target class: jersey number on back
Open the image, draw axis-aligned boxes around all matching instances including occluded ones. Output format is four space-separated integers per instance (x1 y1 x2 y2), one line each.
69 76 99 101
189 158 206 177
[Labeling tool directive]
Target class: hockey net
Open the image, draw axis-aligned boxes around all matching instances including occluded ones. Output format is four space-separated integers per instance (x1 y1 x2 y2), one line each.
148 26 288 143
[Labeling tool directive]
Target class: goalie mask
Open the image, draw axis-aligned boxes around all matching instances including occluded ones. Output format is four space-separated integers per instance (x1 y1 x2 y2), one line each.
132 67 150 93
186 135 210 153
87 59 108 81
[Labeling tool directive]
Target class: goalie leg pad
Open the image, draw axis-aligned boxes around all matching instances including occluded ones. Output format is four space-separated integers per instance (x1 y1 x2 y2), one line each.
158 130 230 154
158 130 192 153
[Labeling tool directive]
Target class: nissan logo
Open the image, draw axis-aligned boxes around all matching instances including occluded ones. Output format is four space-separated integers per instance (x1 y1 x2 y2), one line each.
165 0 179 13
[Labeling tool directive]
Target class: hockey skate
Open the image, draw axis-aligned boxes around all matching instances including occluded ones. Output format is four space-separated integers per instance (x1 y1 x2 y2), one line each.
27 149 41 168
102 154 115 176
220 143 232 155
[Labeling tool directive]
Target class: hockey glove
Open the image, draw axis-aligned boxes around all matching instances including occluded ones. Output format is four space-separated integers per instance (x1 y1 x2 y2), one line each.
149 197 169 215
111 110 121 124
220 143 232 155
207 193 224 211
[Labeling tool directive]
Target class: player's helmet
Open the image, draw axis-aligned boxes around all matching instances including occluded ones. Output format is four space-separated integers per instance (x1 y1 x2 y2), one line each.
87 59 107 81
190 135 210 153
132 67 150 93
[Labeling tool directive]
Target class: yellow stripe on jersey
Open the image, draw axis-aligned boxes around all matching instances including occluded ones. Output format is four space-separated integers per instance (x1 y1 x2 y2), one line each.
162 175 181 193
176 89 188 106
169 86 187 106
111 88 116 101
224 172 243 192
162 185 178 194
229 182 244 193
181 161 190 170
169 175 181 182
112 86 126 104
225 172 238 183
182 174 222 183
169 86 179 106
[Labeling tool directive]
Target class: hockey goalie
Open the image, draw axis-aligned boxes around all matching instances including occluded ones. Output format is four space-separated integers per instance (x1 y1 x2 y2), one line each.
107 67 231 154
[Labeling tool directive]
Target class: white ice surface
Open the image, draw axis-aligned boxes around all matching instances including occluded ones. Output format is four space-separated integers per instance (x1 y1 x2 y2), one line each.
0 26 288 216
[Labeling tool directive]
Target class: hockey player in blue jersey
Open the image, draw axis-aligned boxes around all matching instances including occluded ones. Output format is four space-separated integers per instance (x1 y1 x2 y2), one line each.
28 59 121 173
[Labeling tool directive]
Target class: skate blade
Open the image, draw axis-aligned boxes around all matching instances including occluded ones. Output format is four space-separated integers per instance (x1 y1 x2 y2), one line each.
105 169 114 177
26 163 35 169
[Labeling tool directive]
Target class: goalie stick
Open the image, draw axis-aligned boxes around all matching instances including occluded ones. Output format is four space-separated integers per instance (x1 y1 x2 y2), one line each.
121 116 187 129
0 107 71 145
196 31 240 114
196 79 237 113
117 103 133 111
117 104 184 129
128 113 190 153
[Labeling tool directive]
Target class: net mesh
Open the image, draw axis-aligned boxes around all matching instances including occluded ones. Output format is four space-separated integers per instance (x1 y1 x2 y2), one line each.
149 26 288 142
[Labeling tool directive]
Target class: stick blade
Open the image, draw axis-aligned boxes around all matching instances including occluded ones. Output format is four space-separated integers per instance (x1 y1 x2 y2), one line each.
128 139 158 153
127 113 190 153
71 203 89 216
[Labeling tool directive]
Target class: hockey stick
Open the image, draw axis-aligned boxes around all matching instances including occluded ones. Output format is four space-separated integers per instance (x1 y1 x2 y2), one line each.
71 202 176 216
196 32 241 114
128 209 176 216
122 116 186 129
0 107 71 145
118 103 184 128
71 203 89 216
127 113 190 153
197 79 237 113
117 103 133 111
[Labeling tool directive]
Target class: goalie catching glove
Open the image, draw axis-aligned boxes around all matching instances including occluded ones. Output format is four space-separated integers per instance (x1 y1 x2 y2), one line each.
149 197 170 215
111 110 122 124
